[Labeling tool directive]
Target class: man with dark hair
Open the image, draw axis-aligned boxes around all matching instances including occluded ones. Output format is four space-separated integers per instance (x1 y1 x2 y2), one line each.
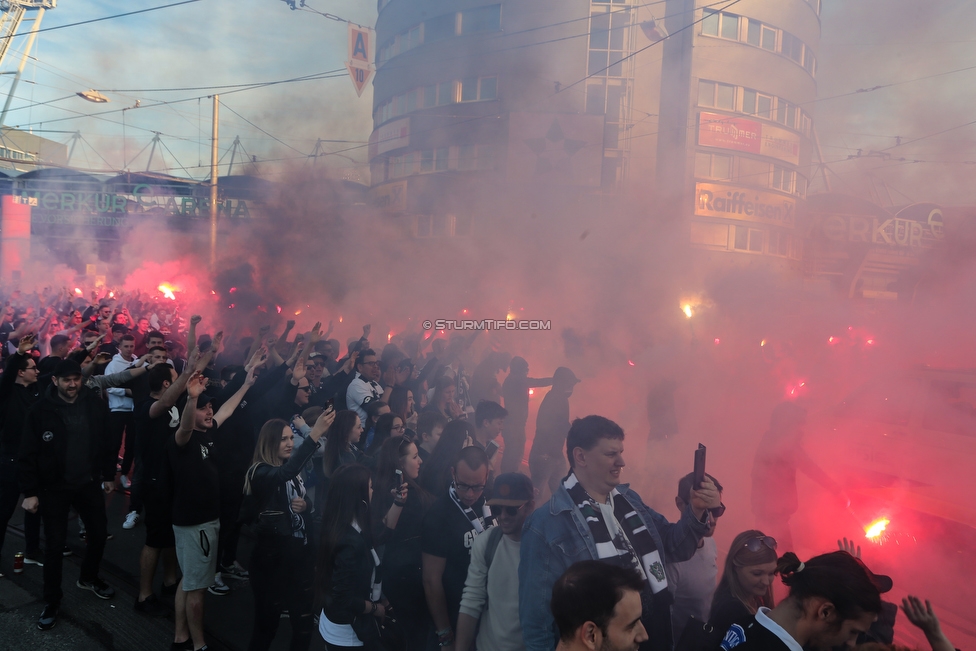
667 472 724 640
131 361 196 613
20 359 119 630
346 347 382 424
551 561 648 651
520 415 721 651
0 337 43 569
501 357 552 474
422 445 496 649
529 367 579 499
416 411 447 463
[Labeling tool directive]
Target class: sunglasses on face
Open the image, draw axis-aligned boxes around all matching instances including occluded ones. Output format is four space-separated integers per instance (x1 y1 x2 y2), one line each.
709 503 727 518
297 386 312 393
743 536 778 552
489 504 524 517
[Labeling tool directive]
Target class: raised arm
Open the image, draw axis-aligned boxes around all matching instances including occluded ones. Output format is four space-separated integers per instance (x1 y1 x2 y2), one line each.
213 364 258 426
186 314 202 353
175 373 207 447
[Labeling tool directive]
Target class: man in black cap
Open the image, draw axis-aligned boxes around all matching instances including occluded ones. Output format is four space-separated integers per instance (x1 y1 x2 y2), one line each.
456 472 535 651
529 367 580 500
19 358 119 630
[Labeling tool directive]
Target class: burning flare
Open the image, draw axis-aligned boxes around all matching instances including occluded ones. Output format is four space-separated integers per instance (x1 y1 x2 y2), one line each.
682 304 693 319
865 518 890 541
158 284 177 301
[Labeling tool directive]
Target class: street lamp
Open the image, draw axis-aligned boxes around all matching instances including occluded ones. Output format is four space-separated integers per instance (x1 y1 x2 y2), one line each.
76 90 109 103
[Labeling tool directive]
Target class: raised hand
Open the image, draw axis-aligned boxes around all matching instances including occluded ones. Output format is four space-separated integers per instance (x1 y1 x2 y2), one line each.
190 315 203 326
17 334 35 355
286 320 296 330
308 322 323 345
837 537 861 559
186 372 208 398
362 324 371 338
292 356 307 382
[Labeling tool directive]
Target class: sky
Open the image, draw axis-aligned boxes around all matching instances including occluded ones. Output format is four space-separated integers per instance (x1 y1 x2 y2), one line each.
2 0 976 204
0 0 378 179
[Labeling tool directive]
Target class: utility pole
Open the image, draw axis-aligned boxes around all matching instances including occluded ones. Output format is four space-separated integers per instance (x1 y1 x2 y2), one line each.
0 5 46 126
209 94 219 271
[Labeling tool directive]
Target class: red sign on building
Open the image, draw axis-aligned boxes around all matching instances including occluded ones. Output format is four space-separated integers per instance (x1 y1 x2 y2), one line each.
698 112 761 155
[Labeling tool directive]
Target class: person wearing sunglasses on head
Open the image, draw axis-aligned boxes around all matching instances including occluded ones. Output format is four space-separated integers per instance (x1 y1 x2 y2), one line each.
455 473 535 651
668 472 726 642
708 531 779 635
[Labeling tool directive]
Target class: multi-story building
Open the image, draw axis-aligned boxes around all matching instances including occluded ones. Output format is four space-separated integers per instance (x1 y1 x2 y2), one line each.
368 0 820 259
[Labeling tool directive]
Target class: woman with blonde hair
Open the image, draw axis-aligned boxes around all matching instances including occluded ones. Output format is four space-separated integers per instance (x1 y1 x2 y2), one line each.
708 530 778 634
245 408 334 651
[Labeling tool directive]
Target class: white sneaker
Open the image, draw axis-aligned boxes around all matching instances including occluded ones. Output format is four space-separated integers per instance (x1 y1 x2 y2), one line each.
122 511 140 530
120 476 131 490
208 573 230 596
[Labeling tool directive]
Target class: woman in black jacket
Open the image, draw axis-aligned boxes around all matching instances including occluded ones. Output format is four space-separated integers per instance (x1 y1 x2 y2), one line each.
245 409 334 651
708 530 778 635
371 435 432 651
316 463 389 651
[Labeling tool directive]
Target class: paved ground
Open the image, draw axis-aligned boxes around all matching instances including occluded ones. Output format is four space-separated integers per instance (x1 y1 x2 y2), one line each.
1 487 328 651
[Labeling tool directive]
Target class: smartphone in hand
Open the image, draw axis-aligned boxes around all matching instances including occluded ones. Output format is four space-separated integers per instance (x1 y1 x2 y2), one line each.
693 443 706 489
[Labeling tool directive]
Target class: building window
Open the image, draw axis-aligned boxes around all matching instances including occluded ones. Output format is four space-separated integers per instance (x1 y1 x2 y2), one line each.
419 148 449 172
588 7 629 77
702 10 740 40
772 165 794 193
425 13 456 42
460 4 501 34
734 225 764 253
458 76 498 102
781 31 803 64
742 89 773 119
390 153 415 178
698 80 735 111
768 230 791 257
695 152 732 180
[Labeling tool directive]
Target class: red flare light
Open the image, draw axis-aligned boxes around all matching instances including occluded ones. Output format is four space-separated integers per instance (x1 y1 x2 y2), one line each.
866 339 875 345
714 338 720 345
108 291 115 298
294 310 302 316
528 389 534 396
229 287 237 293
157 284 177 301
74 287 83 295
276 305 282 314
628 360 636 366
828 336 836 344
388 332 393 343
865 518 889 542
228 304 236 309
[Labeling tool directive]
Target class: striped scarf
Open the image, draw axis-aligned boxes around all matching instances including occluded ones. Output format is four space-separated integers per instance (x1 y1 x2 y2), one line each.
449 484 496 534
563 472 668 594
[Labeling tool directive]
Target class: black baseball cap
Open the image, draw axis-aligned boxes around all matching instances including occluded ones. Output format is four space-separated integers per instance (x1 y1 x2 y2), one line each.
53 359 83 378
488 473 534 506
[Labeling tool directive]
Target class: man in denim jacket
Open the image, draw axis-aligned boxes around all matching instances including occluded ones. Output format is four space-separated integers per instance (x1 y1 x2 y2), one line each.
519 415 722 651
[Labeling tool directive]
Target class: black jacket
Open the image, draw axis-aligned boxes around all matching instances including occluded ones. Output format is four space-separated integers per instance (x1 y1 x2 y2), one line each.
19 384 114 497
323 524 379 642
250 434 319 534
0 353 40 458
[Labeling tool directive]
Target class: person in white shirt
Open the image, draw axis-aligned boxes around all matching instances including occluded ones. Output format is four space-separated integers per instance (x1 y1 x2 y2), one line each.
104 335 146 494
346 348 382 424
667 472 724 641
455 472 534 651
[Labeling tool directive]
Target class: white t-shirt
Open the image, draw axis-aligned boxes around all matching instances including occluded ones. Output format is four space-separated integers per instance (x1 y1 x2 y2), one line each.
318 609 362 647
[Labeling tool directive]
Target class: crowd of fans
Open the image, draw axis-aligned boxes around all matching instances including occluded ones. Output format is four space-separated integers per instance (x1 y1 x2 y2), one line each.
0 287 961 651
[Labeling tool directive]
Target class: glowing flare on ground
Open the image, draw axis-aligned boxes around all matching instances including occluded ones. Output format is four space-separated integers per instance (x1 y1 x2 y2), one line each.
865 518 889 540
157 284 177 300
682 304 693 318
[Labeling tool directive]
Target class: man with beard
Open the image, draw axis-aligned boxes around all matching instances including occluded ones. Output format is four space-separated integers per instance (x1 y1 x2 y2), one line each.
455 472 534 651
551 561 649 651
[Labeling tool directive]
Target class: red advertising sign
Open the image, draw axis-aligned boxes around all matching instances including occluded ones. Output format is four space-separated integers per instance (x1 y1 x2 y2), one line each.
698 112 761 155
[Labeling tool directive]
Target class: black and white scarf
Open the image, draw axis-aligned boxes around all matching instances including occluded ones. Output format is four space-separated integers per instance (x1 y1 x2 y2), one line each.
284 476 307 543
449 484 496 534
351 520 383 601
563 472 669 594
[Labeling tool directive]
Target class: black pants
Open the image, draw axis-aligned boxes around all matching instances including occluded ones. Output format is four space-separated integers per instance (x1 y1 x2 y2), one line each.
500 419 528 474
217 470 246 568
108 411 135 476
0 457 41 556
248 534 314 651
385 567 431 651
40 482 108 605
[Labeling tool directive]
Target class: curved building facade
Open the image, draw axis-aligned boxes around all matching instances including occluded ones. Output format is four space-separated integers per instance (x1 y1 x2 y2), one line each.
653 0 821 271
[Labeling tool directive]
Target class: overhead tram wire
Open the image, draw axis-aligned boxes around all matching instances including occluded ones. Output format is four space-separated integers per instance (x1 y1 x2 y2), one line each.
218 101 309 157
0 0 202 41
